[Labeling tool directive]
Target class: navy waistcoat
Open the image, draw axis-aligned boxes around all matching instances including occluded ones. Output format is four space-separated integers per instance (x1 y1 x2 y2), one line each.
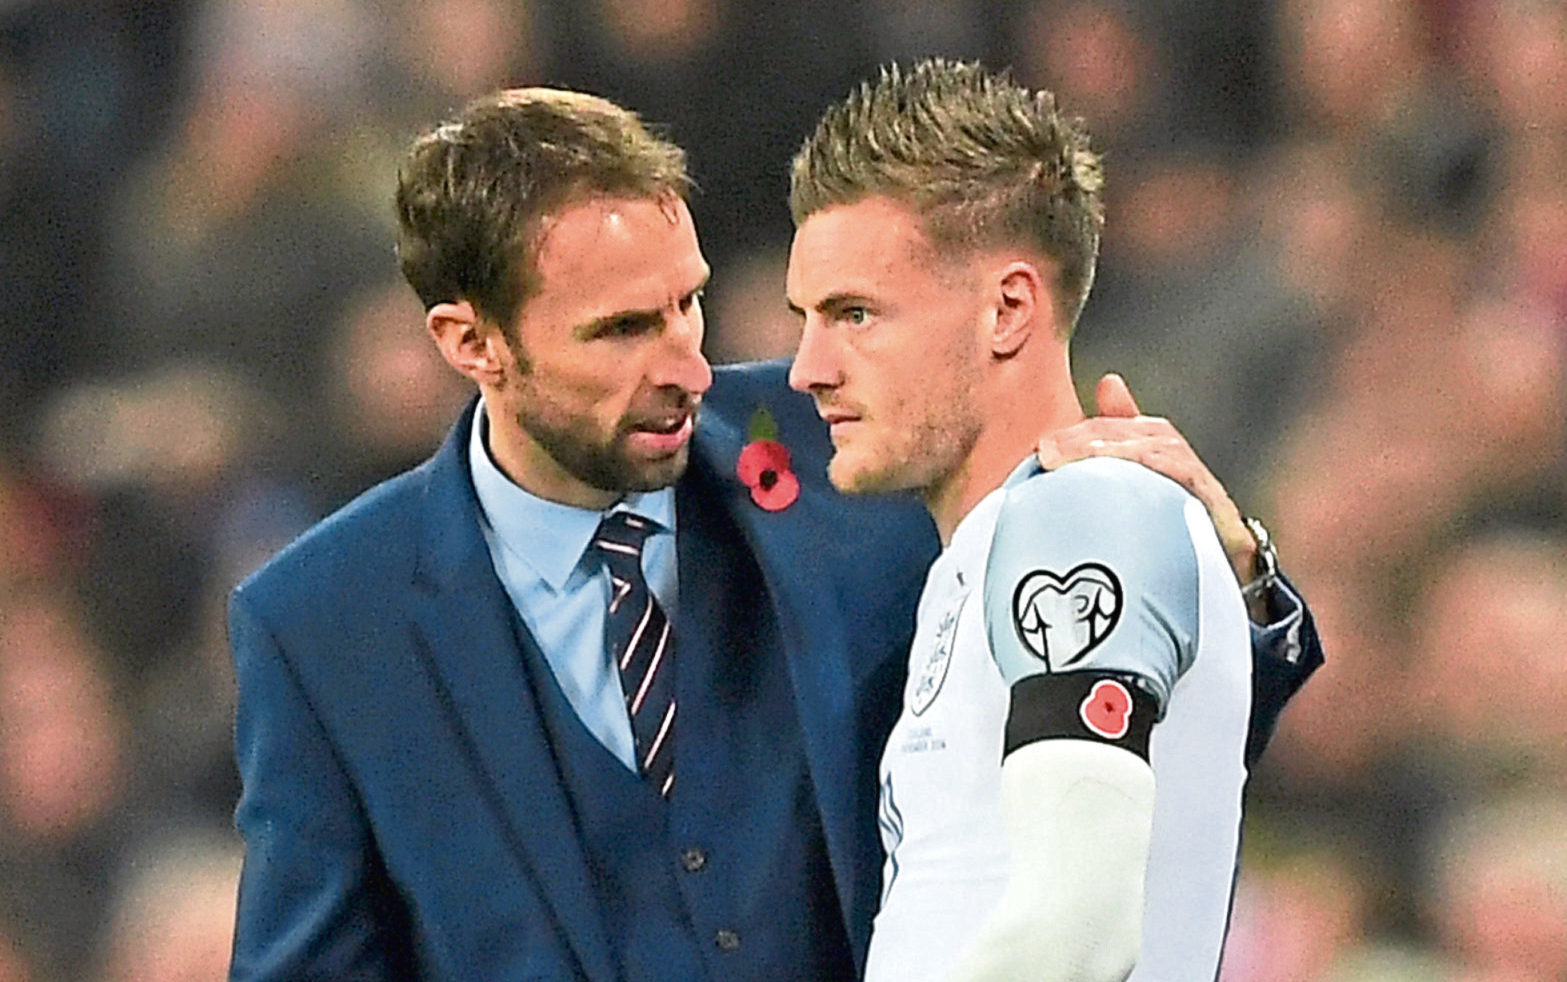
519 492 855 982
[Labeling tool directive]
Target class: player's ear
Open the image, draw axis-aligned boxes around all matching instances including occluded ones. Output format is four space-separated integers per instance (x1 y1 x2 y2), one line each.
991 260 1054 358
428 300 507 385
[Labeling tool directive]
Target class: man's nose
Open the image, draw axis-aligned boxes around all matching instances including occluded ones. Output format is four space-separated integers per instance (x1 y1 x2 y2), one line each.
787 317 838 393
652 307 713 396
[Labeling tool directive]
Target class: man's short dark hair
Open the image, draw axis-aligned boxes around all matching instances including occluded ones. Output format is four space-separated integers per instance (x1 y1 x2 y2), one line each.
396 88 691 333
791 59 1105 333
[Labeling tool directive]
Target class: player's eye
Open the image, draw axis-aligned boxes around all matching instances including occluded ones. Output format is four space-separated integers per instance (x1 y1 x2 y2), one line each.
679 287 705 314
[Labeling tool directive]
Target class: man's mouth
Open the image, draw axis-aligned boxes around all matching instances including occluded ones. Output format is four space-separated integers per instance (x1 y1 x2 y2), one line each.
821 410 862 434
625 406 697 454
633 413 688 435
627 392 701 433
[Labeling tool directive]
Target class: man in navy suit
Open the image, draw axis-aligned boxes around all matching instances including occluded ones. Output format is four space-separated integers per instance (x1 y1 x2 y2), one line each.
228 88 1319 981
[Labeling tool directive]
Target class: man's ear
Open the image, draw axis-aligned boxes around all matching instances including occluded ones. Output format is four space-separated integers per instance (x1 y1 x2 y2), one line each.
991 261 1054 358
428 300 506 385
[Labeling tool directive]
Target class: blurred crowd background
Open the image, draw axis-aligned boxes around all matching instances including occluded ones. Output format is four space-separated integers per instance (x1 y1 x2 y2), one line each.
0 0 1563 979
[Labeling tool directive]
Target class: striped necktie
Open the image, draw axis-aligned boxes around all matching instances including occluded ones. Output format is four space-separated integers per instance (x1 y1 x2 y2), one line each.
589 511 676 797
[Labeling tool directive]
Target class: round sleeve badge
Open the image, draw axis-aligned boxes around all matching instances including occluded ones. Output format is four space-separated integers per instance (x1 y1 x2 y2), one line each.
1079 679 1133 740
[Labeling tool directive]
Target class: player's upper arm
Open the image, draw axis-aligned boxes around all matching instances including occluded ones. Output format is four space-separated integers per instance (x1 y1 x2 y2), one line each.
983 457 1202 760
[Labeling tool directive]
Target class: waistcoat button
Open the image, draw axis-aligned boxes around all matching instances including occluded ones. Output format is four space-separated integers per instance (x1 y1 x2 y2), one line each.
680 847 707 872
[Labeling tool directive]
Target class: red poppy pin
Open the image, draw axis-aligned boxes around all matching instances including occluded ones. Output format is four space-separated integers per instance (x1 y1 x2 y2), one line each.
1079 679 1133 740
736 407 800 512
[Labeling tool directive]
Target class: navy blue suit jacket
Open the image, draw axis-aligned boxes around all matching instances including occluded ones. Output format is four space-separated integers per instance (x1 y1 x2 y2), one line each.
228 362 937 980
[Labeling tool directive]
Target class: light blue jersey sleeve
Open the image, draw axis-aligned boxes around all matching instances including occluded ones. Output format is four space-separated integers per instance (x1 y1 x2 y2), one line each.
983 456 1201 716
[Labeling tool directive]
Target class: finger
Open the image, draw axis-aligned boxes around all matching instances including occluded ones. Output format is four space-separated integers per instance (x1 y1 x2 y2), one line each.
1055 436 1209 501
1034 433 1069 471
1050 417 1172 456
1053 429 1178 469
1046 437 1152 470
1042 438 1142 471
1037 431 1136 470
1094 372 1141 418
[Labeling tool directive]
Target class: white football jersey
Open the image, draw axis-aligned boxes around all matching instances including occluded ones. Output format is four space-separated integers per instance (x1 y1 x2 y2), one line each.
864 457 1252 982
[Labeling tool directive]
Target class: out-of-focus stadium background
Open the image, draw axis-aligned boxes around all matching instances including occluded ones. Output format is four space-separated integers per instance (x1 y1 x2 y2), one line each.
0 0 1562 978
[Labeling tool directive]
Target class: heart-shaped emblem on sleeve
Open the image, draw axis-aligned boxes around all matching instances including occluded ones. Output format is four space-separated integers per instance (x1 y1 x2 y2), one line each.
1011 562 1123 670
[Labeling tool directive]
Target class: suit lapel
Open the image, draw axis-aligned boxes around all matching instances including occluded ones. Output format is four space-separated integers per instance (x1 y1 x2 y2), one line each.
682 410 872 950
735 491 869 940
406 404 616 982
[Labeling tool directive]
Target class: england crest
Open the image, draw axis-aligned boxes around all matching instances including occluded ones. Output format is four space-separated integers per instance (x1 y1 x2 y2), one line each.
909 592 968 715
1011 562 1123 670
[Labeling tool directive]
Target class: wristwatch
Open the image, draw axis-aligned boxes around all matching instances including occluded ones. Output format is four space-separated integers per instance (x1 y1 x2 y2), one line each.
1239 516 1279 603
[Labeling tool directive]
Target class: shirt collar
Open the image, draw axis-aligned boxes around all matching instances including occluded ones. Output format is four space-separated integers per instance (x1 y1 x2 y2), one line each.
468 400 676 591
1003 455 1044 487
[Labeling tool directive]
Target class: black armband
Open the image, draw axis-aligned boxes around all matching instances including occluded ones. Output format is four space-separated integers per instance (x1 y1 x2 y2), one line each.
1004 671 1160 762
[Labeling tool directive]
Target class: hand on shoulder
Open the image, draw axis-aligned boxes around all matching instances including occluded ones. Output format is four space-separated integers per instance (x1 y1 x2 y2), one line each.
1037 373 1258 586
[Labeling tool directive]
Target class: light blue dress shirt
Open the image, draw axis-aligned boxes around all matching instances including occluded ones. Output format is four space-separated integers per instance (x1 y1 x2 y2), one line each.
467 402 677 771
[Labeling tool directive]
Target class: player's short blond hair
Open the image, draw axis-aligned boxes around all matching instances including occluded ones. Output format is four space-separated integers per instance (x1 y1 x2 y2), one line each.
791 59 1105 334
